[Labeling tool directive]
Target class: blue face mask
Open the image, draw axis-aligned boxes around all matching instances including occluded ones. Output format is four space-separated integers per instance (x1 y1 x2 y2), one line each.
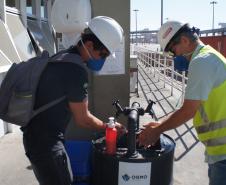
173 56 189 72
81 39 106 71
87 58 105 71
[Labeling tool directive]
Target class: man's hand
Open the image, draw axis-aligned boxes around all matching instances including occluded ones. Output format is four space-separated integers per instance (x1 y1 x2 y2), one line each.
115 122 127 137
138 122 161 148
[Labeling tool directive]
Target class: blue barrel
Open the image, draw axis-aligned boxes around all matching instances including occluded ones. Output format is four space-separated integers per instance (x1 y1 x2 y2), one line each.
64 140 92 185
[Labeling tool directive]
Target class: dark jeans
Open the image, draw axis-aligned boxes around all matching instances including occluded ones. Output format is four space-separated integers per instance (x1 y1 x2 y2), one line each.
26 149 73 185
208 160 226 185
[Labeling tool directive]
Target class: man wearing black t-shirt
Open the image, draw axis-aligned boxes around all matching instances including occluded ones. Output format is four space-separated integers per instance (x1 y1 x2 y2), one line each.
21 16 124 185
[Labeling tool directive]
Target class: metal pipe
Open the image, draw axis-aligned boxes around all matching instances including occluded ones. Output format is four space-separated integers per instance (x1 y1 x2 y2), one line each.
210 1 217 30
127 102 140 157
133 9 139 45
161 0 163 25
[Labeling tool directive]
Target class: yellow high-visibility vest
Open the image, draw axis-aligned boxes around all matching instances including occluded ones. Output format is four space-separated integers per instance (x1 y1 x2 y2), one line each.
193 45 226 156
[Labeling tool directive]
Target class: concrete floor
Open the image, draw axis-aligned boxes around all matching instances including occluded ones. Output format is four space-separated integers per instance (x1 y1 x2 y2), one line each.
0 126 38 185
0 61 208 185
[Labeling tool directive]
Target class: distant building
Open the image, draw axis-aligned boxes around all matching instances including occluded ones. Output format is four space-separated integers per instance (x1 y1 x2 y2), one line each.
140 28 157 43
219 23 226 28
130 28 158 44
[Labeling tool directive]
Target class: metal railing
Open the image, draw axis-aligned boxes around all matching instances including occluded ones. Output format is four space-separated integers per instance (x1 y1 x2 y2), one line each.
131 44 200 161
132 44 188 104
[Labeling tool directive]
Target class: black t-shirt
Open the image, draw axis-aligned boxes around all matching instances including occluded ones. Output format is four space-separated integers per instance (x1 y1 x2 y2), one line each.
22 48 88 155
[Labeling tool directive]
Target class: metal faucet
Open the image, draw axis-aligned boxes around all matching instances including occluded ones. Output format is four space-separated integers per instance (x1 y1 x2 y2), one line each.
112 100 156 157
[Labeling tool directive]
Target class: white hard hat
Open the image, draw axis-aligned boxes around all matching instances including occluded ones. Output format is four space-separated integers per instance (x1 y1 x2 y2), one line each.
157 21 187 52
87 16 124 53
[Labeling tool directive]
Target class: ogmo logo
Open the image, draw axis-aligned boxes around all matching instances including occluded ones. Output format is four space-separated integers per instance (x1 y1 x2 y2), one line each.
122 174 130 181
122 174 147 182
132 175 148 180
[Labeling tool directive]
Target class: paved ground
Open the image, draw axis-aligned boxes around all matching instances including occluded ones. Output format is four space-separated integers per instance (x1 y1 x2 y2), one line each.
0 126 38 185
0 61 208 185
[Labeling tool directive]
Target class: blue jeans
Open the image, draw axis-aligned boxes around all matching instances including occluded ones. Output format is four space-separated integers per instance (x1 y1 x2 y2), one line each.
208 160 226 185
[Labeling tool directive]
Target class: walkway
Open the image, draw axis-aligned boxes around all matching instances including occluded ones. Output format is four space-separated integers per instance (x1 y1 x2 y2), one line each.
0 126 37 185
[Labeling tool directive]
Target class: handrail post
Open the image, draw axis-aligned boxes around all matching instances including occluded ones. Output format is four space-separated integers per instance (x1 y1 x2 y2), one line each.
171 60 174 96
154 52 156 77
182 71 186 103
157 54 161 82
163 56 166 88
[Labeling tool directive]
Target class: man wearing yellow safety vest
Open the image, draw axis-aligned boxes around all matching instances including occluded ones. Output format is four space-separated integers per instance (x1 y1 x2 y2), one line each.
138 21 226 185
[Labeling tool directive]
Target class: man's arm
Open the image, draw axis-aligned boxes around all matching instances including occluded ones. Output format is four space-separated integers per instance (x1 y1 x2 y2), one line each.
69 100 106 131
158 99 201 132
138 99 201 147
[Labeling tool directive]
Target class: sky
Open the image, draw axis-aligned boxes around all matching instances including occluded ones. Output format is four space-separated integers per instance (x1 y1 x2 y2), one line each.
131 0 226 31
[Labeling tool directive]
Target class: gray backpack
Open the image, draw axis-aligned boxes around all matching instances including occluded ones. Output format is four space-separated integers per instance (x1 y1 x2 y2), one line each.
0 49 85 127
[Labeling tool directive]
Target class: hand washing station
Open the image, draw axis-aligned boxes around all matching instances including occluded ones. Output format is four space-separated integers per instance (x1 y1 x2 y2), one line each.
91 100 175 185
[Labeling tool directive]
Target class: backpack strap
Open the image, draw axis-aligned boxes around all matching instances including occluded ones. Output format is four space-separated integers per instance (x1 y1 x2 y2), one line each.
32 50 86 118
49 49 87 71
32 96 66 118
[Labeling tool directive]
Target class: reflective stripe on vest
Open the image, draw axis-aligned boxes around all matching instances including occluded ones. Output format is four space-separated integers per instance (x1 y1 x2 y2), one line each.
196 119 226 134
193 45 226 156
196 105 226 155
